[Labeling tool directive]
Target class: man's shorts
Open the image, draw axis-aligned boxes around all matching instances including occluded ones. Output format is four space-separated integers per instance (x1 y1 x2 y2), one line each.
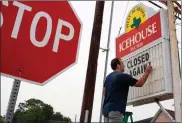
104 111 123 122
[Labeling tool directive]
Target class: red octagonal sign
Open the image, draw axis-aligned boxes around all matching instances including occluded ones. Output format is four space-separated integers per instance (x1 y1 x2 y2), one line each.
0 1 82 85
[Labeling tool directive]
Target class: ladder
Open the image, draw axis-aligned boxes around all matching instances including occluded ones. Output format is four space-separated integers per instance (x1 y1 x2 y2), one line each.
123 112 133 123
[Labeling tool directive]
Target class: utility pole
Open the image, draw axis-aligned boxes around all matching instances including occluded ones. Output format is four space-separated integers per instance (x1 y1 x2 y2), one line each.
167 1 181 122
80 1 105 123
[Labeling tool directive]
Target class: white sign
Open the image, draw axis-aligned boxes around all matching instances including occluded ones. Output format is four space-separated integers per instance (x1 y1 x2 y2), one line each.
116 8 173 106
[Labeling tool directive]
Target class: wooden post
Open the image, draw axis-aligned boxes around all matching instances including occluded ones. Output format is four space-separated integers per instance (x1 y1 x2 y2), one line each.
167 1 181 122
80 1 105 122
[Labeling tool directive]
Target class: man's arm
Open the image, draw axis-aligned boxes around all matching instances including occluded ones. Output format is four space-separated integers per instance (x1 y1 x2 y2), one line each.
135 65 152 87
103 87 106 96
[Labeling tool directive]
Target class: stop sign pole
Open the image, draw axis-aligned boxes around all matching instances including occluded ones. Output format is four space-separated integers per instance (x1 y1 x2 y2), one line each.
4 79 21 123
4 69 22 123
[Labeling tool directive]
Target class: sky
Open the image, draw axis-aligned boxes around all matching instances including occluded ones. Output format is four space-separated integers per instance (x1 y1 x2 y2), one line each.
1 1 181 122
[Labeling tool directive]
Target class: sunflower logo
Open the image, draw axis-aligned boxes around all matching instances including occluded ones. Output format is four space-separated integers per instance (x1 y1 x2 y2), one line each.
125 6 147 33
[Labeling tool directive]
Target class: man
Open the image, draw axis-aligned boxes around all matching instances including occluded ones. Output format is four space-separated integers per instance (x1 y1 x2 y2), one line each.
102 58 152 122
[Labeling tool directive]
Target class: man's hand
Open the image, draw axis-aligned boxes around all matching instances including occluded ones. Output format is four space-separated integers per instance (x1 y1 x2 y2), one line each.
135 64 153 87
145 65 152 74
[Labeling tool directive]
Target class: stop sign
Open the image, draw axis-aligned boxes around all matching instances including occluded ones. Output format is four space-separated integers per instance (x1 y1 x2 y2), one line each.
0 1 82 85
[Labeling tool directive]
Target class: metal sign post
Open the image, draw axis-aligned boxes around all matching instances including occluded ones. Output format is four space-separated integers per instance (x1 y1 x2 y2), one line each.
4 79 21 123
155 100 175 122
99 1 114 122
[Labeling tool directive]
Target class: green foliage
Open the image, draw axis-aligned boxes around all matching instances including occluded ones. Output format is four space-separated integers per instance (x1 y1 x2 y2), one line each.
63 117 71 122
51 112 63 121
13 98 71 122
0 115 4 121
